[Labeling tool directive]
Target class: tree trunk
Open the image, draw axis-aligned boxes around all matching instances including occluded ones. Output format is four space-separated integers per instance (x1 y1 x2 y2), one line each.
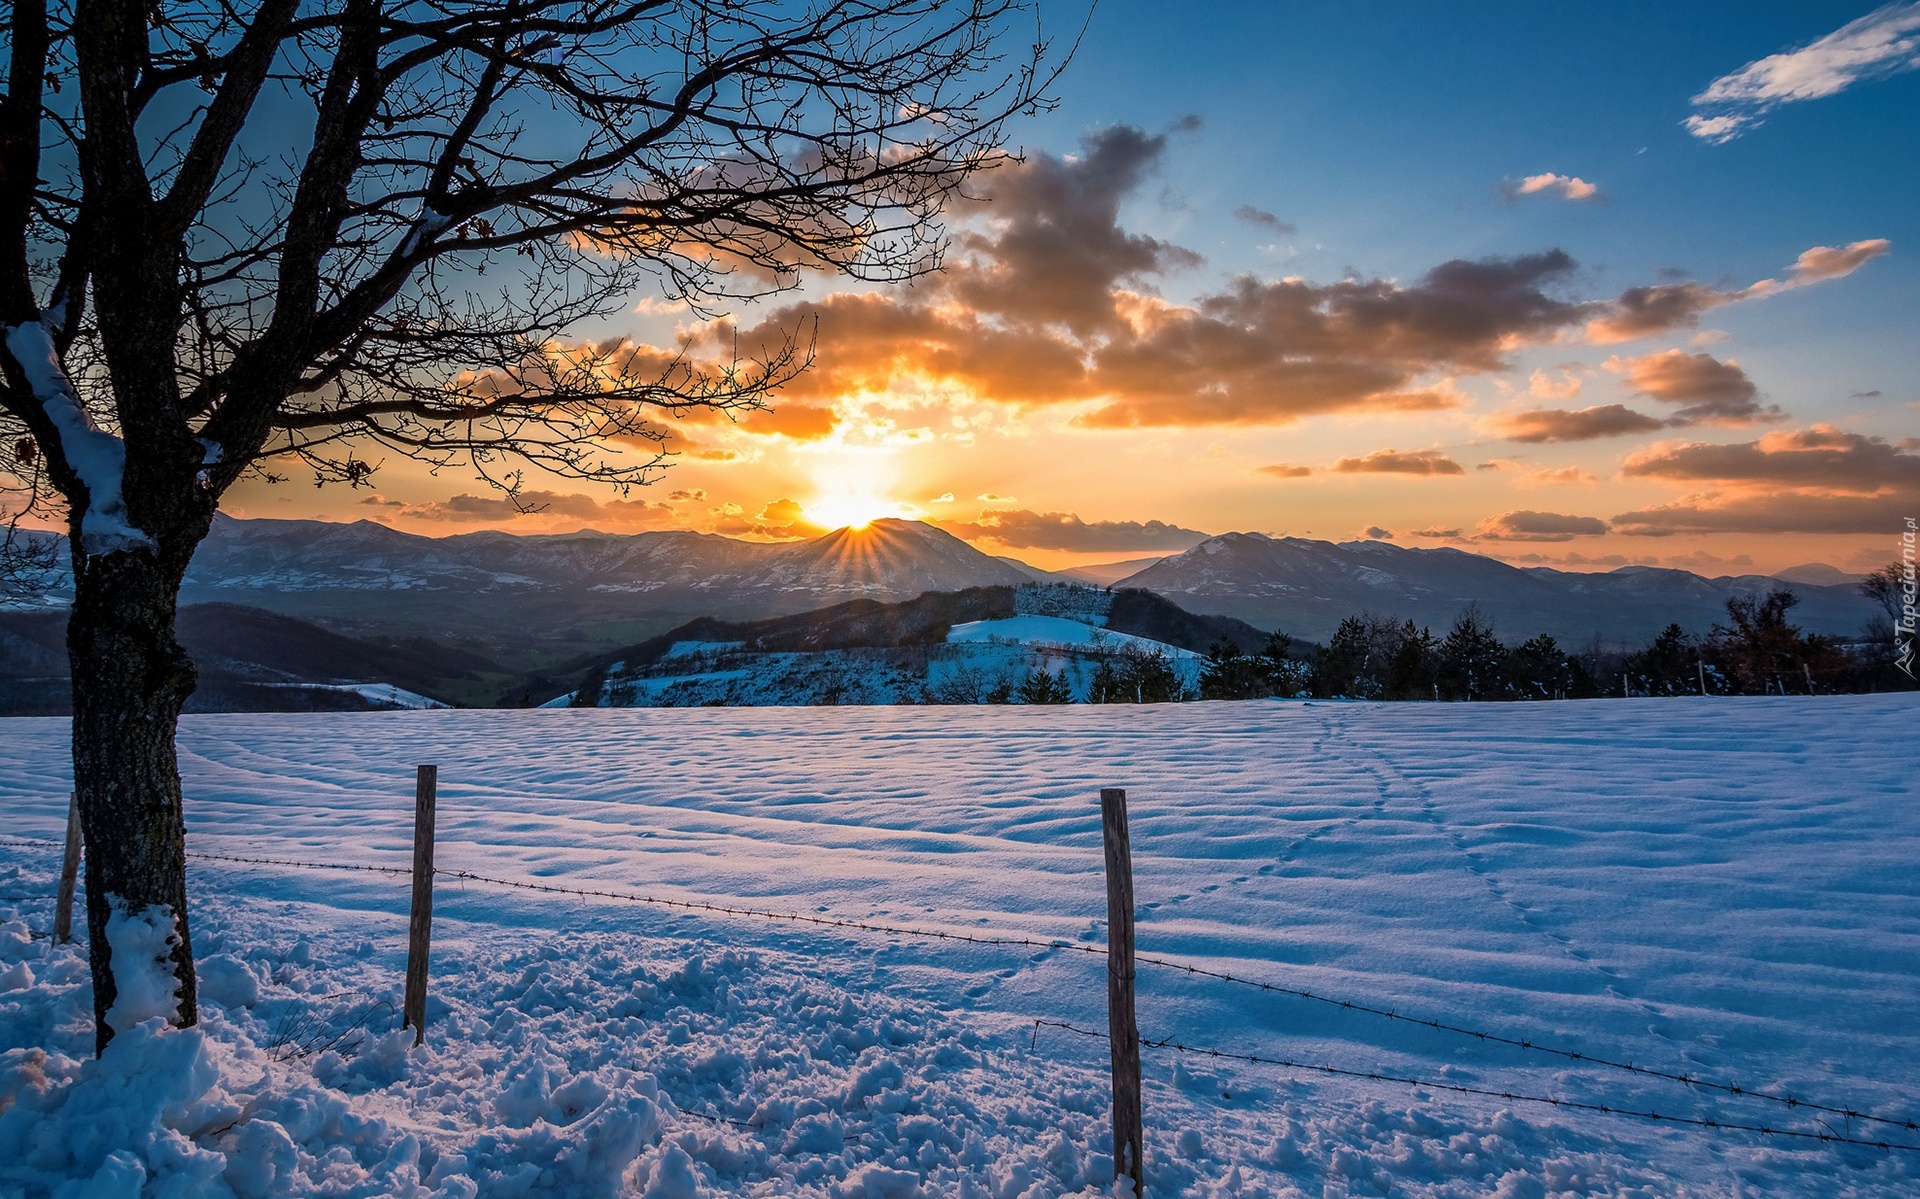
68 541 201 1054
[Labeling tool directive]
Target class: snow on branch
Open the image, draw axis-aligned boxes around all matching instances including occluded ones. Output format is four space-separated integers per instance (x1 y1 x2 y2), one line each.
2 321 153 555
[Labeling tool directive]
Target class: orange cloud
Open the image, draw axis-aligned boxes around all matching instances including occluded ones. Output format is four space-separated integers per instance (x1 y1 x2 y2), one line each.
1478 510 1611 541
1257 463 1313 478
1507 173 1602 201
1606 349 1781 425
1622 426 1920 492
1488 404 1667 443
1612 425 1920 534
1333 449 1465 476
1586 239 1889 343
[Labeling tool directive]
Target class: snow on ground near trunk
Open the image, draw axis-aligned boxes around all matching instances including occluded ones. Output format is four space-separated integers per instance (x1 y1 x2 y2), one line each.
2 696 1917 1197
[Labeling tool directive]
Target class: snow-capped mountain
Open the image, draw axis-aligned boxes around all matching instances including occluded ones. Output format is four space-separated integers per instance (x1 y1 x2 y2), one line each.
1114 533 1879 642
178 514 1034 600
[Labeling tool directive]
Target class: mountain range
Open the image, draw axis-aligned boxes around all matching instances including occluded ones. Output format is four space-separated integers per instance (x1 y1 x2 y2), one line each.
5 515 1881 705
1117 533 1879 644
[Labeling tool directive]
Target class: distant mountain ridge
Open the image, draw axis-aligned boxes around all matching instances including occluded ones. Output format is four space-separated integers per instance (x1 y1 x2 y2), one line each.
1114 533 1877 642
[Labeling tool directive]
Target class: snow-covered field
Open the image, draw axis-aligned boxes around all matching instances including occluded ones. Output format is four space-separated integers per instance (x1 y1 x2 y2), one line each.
2 696 1916 1197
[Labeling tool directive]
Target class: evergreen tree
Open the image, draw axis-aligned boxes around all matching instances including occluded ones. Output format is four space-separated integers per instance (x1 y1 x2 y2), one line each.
1509 634 1573 700
1200 637 1271 700
1018 668 1074 704
1625 624 1699 696
1385 621 1439 700
1438 605 1506 700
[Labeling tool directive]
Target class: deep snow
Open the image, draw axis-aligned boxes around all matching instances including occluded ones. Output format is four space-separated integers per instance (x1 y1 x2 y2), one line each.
1 696 1916 1197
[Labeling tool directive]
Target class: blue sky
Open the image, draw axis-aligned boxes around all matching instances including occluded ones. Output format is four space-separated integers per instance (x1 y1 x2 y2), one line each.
257 2 1918 576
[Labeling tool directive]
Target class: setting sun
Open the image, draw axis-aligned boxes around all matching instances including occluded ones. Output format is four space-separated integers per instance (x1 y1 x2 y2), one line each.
802 493 909 530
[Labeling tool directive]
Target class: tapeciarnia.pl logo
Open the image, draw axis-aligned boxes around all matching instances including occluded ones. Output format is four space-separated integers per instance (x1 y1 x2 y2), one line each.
1898 517 1917 680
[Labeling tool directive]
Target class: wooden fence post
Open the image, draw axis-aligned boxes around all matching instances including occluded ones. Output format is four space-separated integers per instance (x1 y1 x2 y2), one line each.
403 765 438 1045
1101 787 1144 1197
54 793 80 944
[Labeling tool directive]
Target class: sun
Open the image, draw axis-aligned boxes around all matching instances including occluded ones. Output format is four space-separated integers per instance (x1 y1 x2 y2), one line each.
803 493 900 530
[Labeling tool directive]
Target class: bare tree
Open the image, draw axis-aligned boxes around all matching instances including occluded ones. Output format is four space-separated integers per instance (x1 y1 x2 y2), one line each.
1860 562 1909 627
1 0 1058 1050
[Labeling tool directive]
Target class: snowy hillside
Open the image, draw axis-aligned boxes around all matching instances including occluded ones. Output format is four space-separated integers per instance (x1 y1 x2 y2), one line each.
2 698 1916 1197
574 598 1200 706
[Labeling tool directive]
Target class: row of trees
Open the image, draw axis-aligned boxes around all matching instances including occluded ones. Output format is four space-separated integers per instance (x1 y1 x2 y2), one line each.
1190 588 1911 703
929 582 1910 706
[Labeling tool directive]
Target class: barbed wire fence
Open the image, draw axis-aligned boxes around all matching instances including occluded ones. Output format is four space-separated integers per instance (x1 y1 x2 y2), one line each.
6 771 1920 1191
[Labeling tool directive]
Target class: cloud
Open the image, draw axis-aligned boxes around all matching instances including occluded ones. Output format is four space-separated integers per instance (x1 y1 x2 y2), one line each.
1233 205 1297 235
1612 425 1920 534
948 124 1203 336
1621 425 1920 492
701 131 1604 429
930 492 955 503
1605 349 1782 425
1257 463 1313 478
1780 239 1894 285
738 402 840 440
1664 550 1756 574
1518 466 1596 487
1506 173 1602 201
1488 404 1668 443
977 492 1016 502
1362 526 1395 540
668 488 707 501
393 489 675 526
938 509 1211 552
1478 510 1611 541
1612 492 1915 535
1410 527 1463 539
712 496 822 539
1687 4 1920 142
1333 448 1466 475
1527 367 1584 400
1081 252 1589 428
1585 240 1889 343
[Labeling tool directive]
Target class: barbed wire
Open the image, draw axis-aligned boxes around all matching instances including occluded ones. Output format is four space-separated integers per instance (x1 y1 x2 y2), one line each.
1031 1020 1920 1154
1118 952 1920 1133
189 849 412 877
7 833 1915 1136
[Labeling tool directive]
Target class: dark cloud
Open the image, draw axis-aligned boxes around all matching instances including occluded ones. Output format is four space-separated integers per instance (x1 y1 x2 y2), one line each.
937 508 1211 552
1609 349 1780 425
1411 527 1463 538
948 125 1202 336
1233 205 1297 236
710 132 1602 429
1586 240 1888 343
1585 281 1740 344
1333 449 1466 475
1622 427 1920 492
1489 404 1668 443
1363 526 1394 540
1612 426 1919 535
1612 494 1913 536
1478 510 1611 541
